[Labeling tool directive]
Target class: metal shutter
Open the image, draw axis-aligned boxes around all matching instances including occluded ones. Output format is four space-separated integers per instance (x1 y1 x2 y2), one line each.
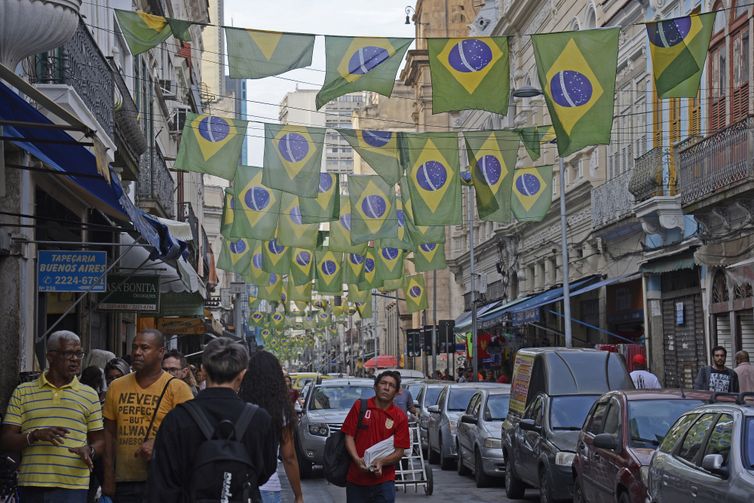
716 315 734 368
739 311 754 356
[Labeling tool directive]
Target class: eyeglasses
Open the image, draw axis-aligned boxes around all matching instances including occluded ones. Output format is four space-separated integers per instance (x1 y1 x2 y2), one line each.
163 367 184 374
51 350 85 360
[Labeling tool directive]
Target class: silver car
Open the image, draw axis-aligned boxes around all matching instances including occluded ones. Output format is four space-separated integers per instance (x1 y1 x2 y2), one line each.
296 378 374 476
428 382 501 469
456 386 511 487
415 381 446 454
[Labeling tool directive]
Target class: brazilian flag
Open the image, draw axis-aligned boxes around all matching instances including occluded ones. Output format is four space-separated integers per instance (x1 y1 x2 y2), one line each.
114 10 172 55
413 242 446 273
315 250 344 294
230 166 280 241
175 113 246 180
299 172 339 224
271 311 286 330
249 311 267 327
517 126 556 162
262 124 326 198
646 12 715 98
261 239 291 274
428 37 510 114
220 189 234 239
276 193 319 249
316 37 412 109
532 28 619 157
216 238 251 275
329 199 366 253
379 199 414 251
399 177 446 246
380 278 403 293
259 273 283 302
403 274 428 314
337 129 402 185
225 28 315 79
344 252 366 284
243 241 267 286
464 130 520 222
348 175 397 245
376 247 403 281
288 277 313 303
511 166 554 222
402 133 461 226
358 247 383 290
290 248 314 286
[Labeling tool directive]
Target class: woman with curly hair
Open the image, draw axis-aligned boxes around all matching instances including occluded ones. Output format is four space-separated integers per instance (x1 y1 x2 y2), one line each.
240 351 304 503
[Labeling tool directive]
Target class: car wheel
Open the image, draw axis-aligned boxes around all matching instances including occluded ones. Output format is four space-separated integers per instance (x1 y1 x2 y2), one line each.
572 475 586 503
456 441 470 476
439 436 454 470
474 449 493 488
505 455 526 499
539 467 553 503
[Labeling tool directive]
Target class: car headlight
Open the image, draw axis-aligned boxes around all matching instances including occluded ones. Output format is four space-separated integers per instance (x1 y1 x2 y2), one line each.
640 465 649 486
308 423 329 436
484 438 502 449
555 451 576 466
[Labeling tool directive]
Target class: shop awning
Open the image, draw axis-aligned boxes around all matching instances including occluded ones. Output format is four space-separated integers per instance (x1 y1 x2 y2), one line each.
453 299 504 332
119 233 202 295
640 255 696 274
509 276 599 326
478 295 534 326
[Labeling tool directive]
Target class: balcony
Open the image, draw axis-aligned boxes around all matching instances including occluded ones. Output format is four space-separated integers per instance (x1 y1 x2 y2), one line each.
112 64 147 180
679 117 754 209
591 168 635 229
628 146 671 203
137 147 175 219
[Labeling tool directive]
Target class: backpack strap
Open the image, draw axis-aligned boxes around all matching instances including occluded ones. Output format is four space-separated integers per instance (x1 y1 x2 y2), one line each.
182 400 216 441
234 403 258 441
143 377 176 442
356 398 368 431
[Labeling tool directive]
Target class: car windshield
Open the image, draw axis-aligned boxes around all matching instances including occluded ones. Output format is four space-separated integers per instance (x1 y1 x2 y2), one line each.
486 395 510 420
309 386 374 410
448 388 477 411
628 399 705 448
424 387 442 407
746 418 754 469
407 383 422 398
550 396 599 430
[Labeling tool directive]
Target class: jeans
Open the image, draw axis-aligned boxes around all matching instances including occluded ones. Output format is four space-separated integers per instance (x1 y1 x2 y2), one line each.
260 490 281 503
18 487 87 503
346 481 396 503
113 482 146 503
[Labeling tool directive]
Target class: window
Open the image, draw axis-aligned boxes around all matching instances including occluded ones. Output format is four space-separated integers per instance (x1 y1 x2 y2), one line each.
587 401 609 434
525 395 544 425
703 414 734 465
467 393 481 416
731 29 749 123
677 413 717 463
709 4 728 132
603 401 621 436
660 413 699 453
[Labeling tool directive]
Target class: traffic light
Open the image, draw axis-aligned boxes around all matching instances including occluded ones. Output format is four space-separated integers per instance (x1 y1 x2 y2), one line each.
407 328 422 357
438 320 455 353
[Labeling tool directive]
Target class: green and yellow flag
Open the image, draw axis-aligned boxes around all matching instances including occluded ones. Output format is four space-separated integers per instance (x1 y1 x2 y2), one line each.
316 37 413 109
379 200 414 250
216 238 251 275
299 172 339 224
403 274 428 314
262 124 326 198
376 247 403 281
356 297 373 319
243 241 267 286
511 166 554 222
175 113 246 180
337 129 402 185
288 279 312 303
344 252 366 284
220 189 234 238
271 311 286 330
349 175 397 245
231 166 280 241
259 273 283 302
276 193 319 249
315 249 344 294
532 28 619 157
358 247 382 290
262 239 291 274
646 12 715 98
225 28 315 79
402 132 462 226
380 278 402 293
399 178 446 246
464 130 519 222
517 125 556 162
413 242 446 272
249 311 267 327
114 10 172 55
329 199 366 253
428 37 510 114
290 248 314 286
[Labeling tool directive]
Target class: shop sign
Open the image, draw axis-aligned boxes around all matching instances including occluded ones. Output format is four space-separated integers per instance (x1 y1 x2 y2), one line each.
98 274 160 312
37 250 107 292
509 352 535 416
512 308 540 326
157 317 206 335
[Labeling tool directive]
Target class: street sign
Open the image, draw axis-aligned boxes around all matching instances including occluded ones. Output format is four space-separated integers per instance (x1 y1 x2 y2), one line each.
98 274 160 312
37 250 108 292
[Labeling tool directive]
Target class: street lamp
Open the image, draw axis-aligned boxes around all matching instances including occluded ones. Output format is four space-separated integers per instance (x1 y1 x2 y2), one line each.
404 6 415 25
511 86 573 348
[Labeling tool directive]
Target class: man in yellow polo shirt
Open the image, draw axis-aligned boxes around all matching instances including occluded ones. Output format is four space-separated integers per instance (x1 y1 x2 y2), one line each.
0 330 104 503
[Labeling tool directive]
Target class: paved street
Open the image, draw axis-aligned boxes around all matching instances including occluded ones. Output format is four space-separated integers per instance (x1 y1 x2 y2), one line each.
279 466 540 502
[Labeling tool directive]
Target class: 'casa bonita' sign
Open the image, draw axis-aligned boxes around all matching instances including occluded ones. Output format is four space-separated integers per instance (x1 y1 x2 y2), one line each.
98 274 161 312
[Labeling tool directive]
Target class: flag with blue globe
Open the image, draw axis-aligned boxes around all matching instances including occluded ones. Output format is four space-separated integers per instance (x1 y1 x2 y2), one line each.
511 166 554 222
402 274 428 314
174 113 247 180
349 175 398 245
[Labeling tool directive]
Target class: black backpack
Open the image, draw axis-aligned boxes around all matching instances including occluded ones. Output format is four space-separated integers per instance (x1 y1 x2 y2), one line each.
182 401 260 503
323 398 367 487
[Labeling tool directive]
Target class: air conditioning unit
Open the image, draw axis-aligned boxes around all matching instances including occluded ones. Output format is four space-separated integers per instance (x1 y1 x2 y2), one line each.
168 104 190 135
159 79 177 100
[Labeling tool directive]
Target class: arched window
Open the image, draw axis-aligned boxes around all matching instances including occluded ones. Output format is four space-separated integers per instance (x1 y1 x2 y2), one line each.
712 269 730 304
585 6 597 29
730 0 750 123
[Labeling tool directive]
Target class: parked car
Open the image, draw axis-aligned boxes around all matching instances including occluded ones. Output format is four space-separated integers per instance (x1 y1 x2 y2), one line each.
296 378 374 477
289 372 330 391
573 389 709 503
647 394 754 503
428 382 501 469
503 347 634 502
416 381 446 455
381 367 425 382
456 385 511 487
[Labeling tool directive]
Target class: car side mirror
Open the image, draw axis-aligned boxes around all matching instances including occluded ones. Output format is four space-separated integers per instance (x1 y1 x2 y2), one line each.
593 433 619 451
701 454 728 478
461 414 476 424
519 418 541 432
428 405 440 414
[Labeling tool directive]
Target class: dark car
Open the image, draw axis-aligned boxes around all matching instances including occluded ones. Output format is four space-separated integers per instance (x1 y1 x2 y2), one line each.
572 389 709 503
647 394 754 503
503 348 633 502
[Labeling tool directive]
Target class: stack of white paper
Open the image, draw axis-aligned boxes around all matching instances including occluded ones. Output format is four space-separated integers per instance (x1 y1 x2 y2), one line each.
364 435 395 467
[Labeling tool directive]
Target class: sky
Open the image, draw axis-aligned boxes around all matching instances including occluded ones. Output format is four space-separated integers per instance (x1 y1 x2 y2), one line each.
224 0 416 164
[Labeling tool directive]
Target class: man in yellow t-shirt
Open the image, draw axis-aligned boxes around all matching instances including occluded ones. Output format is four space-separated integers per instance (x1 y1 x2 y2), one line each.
102 329 193 502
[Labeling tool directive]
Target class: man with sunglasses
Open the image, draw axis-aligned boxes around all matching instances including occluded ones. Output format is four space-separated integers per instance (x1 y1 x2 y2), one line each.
0 331 104 503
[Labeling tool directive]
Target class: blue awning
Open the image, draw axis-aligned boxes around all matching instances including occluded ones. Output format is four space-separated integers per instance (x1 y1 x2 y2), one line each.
510 276 599 326
478 295 533 327
453 299 503 332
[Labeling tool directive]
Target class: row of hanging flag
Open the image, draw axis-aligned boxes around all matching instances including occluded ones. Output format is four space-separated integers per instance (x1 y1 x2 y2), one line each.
116 9 716 156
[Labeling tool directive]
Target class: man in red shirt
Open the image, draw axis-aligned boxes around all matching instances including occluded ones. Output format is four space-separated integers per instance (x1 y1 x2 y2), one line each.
341 370 410 502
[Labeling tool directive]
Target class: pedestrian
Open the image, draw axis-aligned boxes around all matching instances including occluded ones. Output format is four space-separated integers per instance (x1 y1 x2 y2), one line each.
147 338 277 502
284 375 299 405
734 350 754 392
102 329 194 502
629 354 662 389
0 330 104 503
457 368 467 383
392 385 417 417
241 351 304 503
693 345 740 392
105 358 131 387
162 349 198 396
342 370 410 503
80 365 106 403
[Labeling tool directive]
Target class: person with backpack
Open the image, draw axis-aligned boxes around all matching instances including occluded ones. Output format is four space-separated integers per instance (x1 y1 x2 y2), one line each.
146 338 277 502
341 370 410 503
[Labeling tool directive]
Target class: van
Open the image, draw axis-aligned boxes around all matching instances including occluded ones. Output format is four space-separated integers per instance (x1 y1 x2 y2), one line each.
502 347 633 501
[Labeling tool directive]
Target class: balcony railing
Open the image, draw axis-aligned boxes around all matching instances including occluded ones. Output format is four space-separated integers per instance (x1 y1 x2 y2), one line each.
679 117 754 206
29 20 114 140
112 61 147 179
137 147 175 219
628 146 671 203
591 167 635 229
